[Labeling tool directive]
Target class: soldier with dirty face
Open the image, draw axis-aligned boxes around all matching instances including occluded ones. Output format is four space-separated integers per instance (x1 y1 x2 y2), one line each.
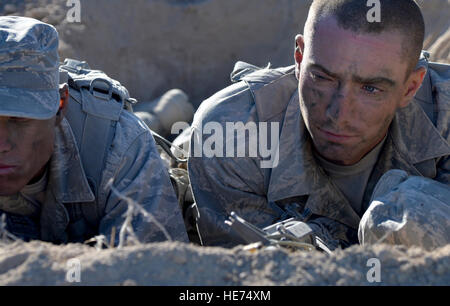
0 16 188 244
188 0 450 250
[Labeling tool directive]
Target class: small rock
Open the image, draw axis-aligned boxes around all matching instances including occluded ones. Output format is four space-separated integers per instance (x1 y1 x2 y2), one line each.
122 279 137 286
3 4 17 14
239 272 247 279
171 253 187 264
26 7 48 20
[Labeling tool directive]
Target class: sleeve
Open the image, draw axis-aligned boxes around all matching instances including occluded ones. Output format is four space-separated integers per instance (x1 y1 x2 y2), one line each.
187 87 278 247
358 169 450 250
99 130 189 245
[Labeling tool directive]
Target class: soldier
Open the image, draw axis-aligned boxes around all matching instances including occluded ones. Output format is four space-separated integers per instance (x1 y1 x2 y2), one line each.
0 16 188 245
188 0 450 250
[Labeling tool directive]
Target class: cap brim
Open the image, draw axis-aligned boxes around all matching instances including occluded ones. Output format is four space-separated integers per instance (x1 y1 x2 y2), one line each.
0 87 59 120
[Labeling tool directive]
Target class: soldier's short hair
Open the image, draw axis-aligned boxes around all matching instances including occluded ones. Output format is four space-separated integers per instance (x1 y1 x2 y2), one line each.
305 0 425 77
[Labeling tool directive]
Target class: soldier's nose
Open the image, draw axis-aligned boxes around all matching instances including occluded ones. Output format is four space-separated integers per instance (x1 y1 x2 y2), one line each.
325 86 353 123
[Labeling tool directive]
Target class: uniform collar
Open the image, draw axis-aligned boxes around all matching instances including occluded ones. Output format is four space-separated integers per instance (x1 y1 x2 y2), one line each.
39 118 95 243
47 118 95 203
390 98 450 164
392 55 450 163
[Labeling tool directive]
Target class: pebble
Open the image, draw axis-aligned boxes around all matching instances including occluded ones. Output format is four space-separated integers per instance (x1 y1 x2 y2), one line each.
3 4 17 14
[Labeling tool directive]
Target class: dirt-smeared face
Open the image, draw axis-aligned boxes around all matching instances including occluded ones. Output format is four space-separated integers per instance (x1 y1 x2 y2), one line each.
297 17 416 165
0 116 56 196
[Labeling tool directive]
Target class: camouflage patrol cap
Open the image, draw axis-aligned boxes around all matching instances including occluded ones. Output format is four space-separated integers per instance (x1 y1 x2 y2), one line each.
0 16 60 120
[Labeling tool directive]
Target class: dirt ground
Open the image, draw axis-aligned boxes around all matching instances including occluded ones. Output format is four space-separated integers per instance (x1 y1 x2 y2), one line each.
0 240 449 285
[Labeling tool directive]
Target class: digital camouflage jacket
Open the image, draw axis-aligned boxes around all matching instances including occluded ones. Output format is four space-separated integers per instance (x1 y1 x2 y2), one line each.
188 57 450 249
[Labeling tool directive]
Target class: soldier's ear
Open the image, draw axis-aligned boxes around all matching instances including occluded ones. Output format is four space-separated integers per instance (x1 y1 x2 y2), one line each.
399 66 427 108
294 34 305 79
56 84 69 125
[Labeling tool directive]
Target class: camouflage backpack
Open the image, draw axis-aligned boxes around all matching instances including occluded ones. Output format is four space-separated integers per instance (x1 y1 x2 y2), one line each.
60 58 198 243
59 58 137 234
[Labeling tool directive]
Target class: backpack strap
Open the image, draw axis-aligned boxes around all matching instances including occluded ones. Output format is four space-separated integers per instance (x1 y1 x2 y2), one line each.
60 59 135 228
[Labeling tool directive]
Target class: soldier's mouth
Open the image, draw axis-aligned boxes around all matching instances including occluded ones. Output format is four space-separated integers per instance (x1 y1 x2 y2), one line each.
0 164 17 175
316 126 357 142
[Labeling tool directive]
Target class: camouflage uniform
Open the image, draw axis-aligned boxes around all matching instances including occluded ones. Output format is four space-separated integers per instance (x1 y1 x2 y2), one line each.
0 16 188 244
2 115 189 244
188 56 450 249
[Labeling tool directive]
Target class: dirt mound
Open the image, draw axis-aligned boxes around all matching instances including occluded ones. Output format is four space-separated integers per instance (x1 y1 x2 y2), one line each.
0 240 449 285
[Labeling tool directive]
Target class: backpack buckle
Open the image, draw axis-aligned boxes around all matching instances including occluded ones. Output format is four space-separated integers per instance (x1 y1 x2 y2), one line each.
61 58 90 74
89 78 113 101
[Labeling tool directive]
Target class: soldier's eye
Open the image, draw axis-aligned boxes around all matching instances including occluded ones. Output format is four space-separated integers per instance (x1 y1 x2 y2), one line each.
362 85 381 94
311 72 331 81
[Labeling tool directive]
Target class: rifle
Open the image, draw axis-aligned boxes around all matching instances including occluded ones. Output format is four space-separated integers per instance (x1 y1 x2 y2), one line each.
225 211 335 254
